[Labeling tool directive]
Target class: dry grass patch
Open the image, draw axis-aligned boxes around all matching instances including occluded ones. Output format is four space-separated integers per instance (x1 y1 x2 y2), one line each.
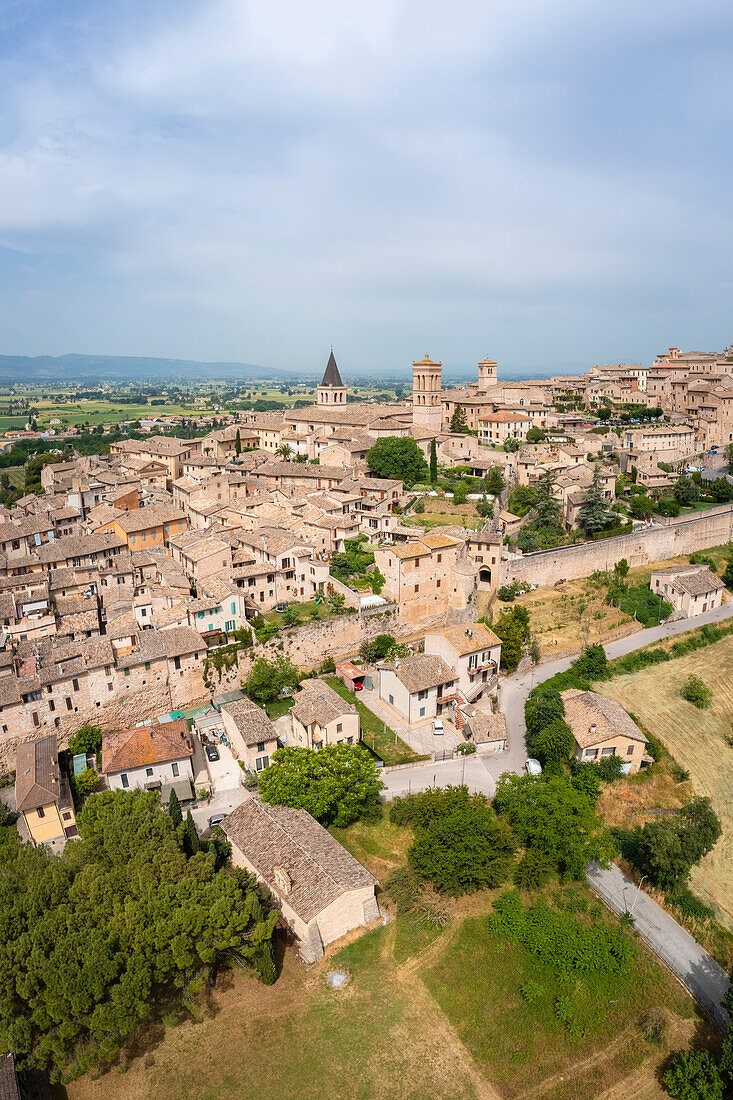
597 763 689 831
598 636 733 931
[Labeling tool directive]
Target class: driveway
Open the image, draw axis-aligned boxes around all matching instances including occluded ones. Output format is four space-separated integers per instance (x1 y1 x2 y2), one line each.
190 787 249 832
205 741 244 795
587 862 731 1032
359 685 464 755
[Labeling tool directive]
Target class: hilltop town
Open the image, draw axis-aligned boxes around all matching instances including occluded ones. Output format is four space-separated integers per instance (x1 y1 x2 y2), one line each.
2 345 733 1098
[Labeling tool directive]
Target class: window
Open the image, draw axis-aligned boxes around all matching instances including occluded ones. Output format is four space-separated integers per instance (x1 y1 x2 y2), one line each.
419 706 425 717
124 667 130 677
627 744 635 755
601 747 615 756
257 741 265 753
37 806 45 819
414 584 419 593
388 694 394 705
65 697 73 711
584 748 598 759
174 656 181 670
49 700 55 712
172 762 179 777
146 767 154 777
417 689 428 701
72 678 79 692
437 554 442 563
336 723 342 733
121 774 129 788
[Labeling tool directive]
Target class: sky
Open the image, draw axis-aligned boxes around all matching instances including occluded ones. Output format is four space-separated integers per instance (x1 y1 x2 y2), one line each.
0 0 732 378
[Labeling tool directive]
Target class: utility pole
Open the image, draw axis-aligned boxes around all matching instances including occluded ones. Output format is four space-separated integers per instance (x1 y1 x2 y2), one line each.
629 875 648 916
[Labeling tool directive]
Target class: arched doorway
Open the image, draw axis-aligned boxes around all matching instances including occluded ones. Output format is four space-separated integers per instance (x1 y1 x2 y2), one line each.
479 567 492 585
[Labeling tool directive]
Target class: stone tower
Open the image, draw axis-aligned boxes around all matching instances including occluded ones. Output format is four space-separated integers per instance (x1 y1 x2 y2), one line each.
317 350 347 406
412 353 442 431
477 357 498 392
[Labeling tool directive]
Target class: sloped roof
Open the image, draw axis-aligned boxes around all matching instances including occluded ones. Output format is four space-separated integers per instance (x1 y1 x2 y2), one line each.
222 697 278 746
102 719 193 774
320 351 344 389
290 679 355 727
222 797 377 922
561 689 647 749
15 735 60 812
383 653 456 693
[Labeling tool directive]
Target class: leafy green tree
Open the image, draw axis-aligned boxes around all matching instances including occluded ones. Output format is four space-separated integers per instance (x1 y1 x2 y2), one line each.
476 497 493 518
484 466 505 495
680 674 713 709
629 493 654 518
632 796 722 892
525 688 565 737
614 558 629 580
413 496 425 514
577 463 612 535
452 481 468 504
280 605 300 626
168 787 183 827
234 428 241 455
597 406 611 422
709 477 732 503
449 405 468 433
70 767 99 801
429 439 438 484
572 643 608 680
723 558 733 589
258 744 382 827
663 1050 725 1099
494 773 613 879
68 724 104 756
0 791 277 1083
528 719 575 772
366 436 427 485
493 606 531 671
513 850 553 890
525 427 547 443
244 656 300 706
507 484 538 517
673 473 698 506
407 799 516 895
504 437 521 452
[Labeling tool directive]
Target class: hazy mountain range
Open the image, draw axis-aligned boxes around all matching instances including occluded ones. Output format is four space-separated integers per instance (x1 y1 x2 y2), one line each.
0 352 551 385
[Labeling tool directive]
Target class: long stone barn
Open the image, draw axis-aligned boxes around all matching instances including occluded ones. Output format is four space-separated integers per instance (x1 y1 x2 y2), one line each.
221 797 380 963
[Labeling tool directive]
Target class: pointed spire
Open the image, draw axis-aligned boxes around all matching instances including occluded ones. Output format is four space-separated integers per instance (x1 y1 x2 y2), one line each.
320 350 344 388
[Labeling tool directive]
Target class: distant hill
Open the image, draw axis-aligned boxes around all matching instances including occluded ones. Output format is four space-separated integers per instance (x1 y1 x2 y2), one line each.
0 353 293 384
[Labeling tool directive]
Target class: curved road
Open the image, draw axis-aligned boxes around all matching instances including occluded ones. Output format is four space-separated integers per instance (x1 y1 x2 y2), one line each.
383 601 733 1028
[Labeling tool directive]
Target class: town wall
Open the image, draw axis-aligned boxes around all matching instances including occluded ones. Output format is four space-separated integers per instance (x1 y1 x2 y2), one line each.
502 505 733 588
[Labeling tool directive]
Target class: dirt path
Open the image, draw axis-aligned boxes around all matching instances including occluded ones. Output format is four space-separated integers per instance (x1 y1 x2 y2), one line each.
519 1026 637 1099
392 919 503 1100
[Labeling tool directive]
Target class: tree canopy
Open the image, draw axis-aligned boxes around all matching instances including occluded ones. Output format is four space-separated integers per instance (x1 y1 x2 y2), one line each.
243 656 300 706
366 436 427 485
258 744 383 827
449 406 468 433
627 796 722 893
577 463 613 535
391 786 516 895
494 773 613 879
493 606 531 672
0 791 277 1083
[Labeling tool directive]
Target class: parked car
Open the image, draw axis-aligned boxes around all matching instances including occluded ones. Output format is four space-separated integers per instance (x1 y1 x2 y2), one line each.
525 758 542 776
208 813 226 828
353 681 364 691
432 718 444 735
205 744 220 762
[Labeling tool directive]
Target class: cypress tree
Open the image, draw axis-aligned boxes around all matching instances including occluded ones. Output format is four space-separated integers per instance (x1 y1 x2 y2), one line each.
235 428 241 455
429 439 438 484
450 405 468 433
182 810 200 857
167 788 182 827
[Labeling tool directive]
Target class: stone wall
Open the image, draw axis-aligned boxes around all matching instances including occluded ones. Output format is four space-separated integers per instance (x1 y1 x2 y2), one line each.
502 505 733 588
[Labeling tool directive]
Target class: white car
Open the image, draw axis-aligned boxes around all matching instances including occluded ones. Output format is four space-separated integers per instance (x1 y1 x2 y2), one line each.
432 718 444 736
525 758 542 776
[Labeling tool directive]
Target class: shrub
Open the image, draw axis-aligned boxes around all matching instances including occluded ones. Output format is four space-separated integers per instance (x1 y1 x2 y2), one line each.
680 674 713 709
320 656 336 673
572 643 609 680
513 850 552 891
68 724 104 757
663 1050 725 1099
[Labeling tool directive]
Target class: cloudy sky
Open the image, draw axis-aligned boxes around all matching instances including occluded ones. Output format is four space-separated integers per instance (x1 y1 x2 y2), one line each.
0 0 732 376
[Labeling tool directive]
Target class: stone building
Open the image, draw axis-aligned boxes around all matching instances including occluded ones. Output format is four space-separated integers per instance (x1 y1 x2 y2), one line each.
317 350 347 406
561 689 650 773
222 797 379 963
650 565 725 618
289 679 360 749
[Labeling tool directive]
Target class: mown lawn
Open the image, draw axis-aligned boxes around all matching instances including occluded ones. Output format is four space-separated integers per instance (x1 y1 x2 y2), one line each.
324 676 428 766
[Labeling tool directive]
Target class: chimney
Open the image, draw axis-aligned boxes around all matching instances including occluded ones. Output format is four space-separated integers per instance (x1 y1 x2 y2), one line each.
589 723 597 737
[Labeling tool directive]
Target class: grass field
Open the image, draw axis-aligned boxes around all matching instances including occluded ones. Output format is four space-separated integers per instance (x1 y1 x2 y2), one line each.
599 635 733 931
423 885 697 1100
65 851 705 1100
407 496 484 532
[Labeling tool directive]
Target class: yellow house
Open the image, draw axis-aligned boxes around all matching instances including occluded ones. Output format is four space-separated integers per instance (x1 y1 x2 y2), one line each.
561 690 651 774
15 735 78 844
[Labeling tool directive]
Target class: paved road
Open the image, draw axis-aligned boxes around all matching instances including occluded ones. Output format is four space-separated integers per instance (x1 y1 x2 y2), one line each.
500 599 733 759
380 752 498 800
587 862 731 1032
